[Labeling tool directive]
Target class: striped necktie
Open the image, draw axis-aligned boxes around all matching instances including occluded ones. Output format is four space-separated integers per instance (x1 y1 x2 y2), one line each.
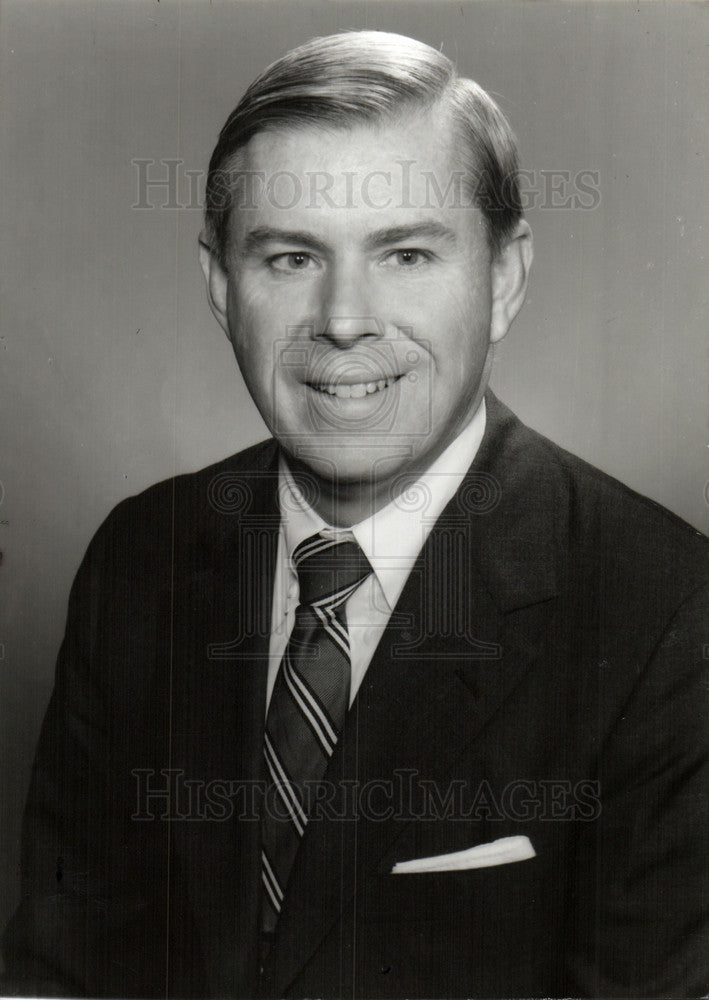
261 532 372 936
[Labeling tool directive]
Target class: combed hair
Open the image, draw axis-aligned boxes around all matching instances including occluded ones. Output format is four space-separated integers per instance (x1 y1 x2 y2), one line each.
205 31 522 262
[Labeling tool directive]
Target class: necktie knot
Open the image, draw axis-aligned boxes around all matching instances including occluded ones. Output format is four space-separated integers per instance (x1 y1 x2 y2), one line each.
292 533 372 610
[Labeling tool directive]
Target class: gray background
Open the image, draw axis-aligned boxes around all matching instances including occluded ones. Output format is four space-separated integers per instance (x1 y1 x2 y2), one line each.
1 0 707 939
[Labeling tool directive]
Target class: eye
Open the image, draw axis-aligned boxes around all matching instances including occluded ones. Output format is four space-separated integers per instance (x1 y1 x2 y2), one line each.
385 249 430 268
268 252 316 272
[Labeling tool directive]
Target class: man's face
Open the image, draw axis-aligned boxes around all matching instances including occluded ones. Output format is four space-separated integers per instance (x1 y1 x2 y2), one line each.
203 108 529 494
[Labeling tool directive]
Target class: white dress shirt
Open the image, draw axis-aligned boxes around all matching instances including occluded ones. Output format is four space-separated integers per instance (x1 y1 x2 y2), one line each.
266 399 487 709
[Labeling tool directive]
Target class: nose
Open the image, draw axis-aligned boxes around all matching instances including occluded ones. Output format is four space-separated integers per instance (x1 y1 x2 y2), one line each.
314 263 381 348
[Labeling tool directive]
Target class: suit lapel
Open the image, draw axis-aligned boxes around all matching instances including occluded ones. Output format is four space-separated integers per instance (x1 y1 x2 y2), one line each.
262 393 567 995
166 443 279 996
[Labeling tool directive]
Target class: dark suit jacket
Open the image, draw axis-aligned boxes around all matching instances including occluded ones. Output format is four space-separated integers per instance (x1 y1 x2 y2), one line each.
3 393 708 997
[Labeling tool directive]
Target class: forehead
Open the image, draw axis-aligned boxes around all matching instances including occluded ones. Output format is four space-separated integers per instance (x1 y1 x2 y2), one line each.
248 106 455 168
228 109 483 240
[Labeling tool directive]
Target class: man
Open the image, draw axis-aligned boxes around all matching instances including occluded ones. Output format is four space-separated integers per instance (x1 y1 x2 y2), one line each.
3 30 707 998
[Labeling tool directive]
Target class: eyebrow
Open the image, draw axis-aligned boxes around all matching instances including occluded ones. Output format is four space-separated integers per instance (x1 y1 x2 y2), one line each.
240 228 329 256
363 222 458 251
239 221 458 257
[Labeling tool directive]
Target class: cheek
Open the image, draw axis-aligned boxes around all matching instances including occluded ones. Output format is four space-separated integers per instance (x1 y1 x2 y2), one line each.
418 296 491 369
228 282 308 368
226 320 272 403
227 289 270 368
423 296 492 406
404 271 491 336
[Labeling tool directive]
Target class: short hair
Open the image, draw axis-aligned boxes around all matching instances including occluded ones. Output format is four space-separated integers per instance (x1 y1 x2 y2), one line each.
204 31 522 264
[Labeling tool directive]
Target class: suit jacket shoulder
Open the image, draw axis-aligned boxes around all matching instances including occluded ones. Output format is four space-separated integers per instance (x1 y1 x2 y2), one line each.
475 392 708 616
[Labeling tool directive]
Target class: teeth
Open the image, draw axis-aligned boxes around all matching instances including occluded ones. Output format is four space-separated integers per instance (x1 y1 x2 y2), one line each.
311 377 399 397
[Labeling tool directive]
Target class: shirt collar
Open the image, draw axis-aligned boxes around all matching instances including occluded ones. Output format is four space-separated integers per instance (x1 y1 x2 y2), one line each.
278 399 486 611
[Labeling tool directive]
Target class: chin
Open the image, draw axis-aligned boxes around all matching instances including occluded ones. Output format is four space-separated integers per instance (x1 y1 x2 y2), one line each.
283 441 407 485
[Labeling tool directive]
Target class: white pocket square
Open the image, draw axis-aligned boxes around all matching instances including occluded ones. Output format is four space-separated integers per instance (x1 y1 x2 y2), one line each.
391 835 535 874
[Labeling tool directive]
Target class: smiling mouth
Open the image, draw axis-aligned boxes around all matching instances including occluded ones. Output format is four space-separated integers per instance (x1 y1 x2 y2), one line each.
307 375 404 399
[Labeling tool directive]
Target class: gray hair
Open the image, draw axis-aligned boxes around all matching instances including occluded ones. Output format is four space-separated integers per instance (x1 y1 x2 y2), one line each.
205 31 522 263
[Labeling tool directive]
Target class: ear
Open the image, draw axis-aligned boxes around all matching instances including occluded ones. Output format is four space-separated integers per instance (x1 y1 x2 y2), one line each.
489 219 533 344
198 230 231 338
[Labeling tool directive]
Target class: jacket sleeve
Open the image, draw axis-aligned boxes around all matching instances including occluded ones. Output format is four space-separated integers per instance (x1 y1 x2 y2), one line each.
567 582 709 996
1 503 173 998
